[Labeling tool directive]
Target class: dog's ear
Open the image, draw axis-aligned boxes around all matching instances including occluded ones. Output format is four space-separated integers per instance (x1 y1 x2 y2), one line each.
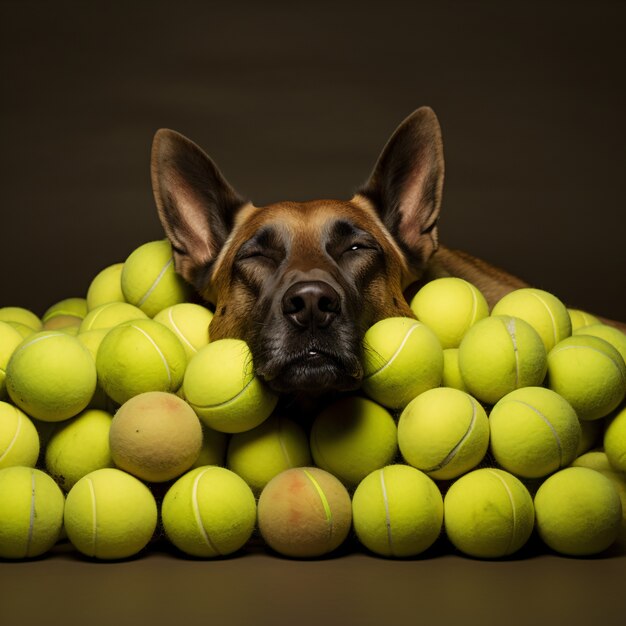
357 106 444 281
151 129 246 295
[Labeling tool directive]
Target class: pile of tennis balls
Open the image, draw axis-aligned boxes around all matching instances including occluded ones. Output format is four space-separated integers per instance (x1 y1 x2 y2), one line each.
1 239 626 562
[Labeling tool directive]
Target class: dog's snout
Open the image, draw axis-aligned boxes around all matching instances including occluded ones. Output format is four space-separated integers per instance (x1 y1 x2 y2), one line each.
281 281 341 329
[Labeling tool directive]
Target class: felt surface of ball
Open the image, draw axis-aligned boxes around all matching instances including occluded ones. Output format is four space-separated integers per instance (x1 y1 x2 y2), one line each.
489 386 581 479
0 466 65 559
547 335 626 420
0 307 42 331
6 331 97 421
574 323 626 365
352 464 443 558
110 392 203 483
45 408 114 491
0 401 40 469
361 317 443 409
410 277 489 348
192 424 228 468
444 468 535 558
604 405 626 472
534 467 622 556
568 309 600 331
0 321 24 398
96 319 187 405
491 288 572 351
64 467 158 560
86 263 125 310
258 467 352 558
441 348 468 392
228 414 312 493
154 303 213 361
398 387 489 480
162 466 256 558
79 301 148 333
121 239 191 317
42 297 88 324
458 315 547 405
183 339 279 433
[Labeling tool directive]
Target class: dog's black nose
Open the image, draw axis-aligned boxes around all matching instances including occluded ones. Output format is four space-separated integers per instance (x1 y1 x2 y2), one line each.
282 281 341 329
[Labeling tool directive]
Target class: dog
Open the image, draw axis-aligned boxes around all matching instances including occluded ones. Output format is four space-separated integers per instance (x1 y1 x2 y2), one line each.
150 107 624 396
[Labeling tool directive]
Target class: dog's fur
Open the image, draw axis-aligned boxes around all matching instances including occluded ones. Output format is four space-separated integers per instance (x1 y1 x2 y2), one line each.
150 107 624 395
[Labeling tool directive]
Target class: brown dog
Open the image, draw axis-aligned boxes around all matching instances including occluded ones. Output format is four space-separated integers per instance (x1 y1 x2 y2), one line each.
150 107 622 395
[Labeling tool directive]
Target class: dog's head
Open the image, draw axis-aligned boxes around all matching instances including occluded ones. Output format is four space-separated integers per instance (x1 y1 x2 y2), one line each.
151 107 444 394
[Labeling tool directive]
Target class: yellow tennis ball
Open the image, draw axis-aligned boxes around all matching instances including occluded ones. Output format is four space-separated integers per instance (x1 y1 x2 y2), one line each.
441 348 469 392
96 319 187 405
0 466 65 559
64 467 158 560
491 288 572 352
79 301 148 333
309 395 397 488
604 405 626 472
258 467 352 558
352 464 443 558
86 263 125 310
227 414 312 493
410 277 489 348
191 424 228 468
444 468 535 558
547 335 626 420
361 317 443 409
489 387 581 479
121 239 191 317
6 322 36 339
153 303 213 361
458 315 547 405
77 328 113 410
0 321 24 398
161 465 257 558
0 401 40 469
6 331 97 421
534 466 622 556
109 392 203 483
183 338 279 433
0 307 42 331
568 309 600 331
574 323 626 365
45 408 114 491
577 417 604 456
398 387 489 480
42 297 88 324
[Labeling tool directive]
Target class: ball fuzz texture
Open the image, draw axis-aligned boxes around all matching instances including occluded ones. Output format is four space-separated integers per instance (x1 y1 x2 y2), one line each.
110 392 203 483
161 466 257 558
352 464 443 558
604 405 626 473
258 467 352 558
154 303 213 362
86 262 125 310
0 401 40 469
64 467 157 560
534 467 622 556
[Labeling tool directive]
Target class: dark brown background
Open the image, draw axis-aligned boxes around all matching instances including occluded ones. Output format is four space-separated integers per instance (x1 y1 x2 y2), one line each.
1 1 625 625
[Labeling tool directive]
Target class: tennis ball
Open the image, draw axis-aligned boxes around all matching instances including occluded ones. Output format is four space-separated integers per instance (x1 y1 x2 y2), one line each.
79 301 148 333
121 239 191 317
361 317 443 409
109 391 203 483
574 323 626 365
534 466 622 556
258 467 352 558
441 348 469 392
0 401 40 469
491 288 572 352
191 424 228 468
546 335 626 420
568 309 600 331
0 466 65 559
161 465 256 558
458 315 547 405
308 396 395 487
577 417 604 456
6 331 97 421
42 315 82 333
489 387 581 479
64 467 158 560
0 307 42 331
86 263 125 310
77 328 113 410
398 387 489 480
444 468 535 558
604 405 626 472
96 319 187 405
42 297 88 323
183 339 279 433
0 321 24 398
154 303 213 361
6 322 36 339
227 414 311 493
45 408 114 491
410 277 489 348
352 464 443 558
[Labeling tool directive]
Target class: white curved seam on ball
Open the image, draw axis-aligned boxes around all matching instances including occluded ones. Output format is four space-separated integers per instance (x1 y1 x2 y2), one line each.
137 258 172 308
14 331 64 355
0 407 22 464
25 469 36 558
465 280 478 325
132 325 172 386
277 418 293 468
505 317 520 388
380 469 394 556
87 477 98 557
192 468 221 555
190 375 256 410
487 469 517 555
303 469 333 543
551 345 626 386
364 322 421 379
529 291 558 347
511 399 564 466
167 308 196 354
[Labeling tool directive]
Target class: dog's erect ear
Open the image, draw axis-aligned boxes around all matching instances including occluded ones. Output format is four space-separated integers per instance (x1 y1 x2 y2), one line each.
151 129 246 294
357 106 444 282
